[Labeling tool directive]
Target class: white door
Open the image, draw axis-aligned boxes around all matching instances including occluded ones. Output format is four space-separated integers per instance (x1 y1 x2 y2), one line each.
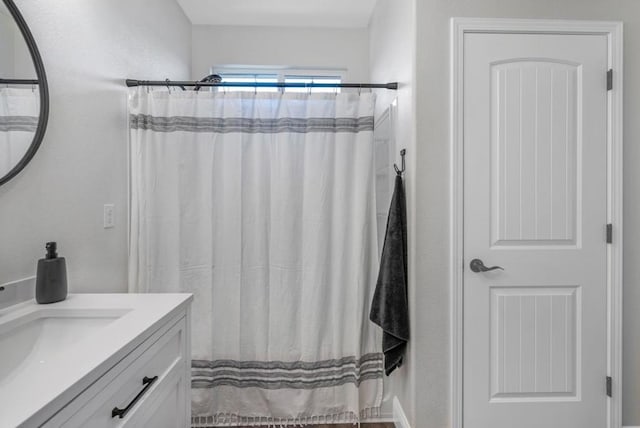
463 32 609 428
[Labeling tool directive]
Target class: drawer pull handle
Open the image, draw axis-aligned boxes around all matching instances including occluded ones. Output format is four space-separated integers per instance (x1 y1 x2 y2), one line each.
111 375 158 419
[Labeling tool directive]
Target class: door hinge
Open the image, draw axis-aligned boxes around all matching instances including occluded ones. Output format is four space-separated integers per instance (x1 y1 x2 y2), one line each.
607 69 613 91
606 223 613 244
606 376 613 397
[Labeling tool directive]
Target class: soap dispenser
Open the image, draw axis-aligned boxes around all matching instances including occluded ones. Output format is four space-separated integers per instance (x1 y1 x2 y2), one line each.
36 242 68 304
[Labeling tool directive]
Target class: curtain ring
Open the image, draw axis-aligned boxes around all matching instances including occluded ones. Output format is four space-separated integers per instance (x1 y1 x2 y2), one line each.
165 78 172 93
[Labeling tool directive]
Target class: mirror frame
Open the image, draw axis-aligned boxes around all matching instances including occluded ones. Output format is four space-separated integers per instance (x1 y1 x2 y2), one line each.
0 0 49 186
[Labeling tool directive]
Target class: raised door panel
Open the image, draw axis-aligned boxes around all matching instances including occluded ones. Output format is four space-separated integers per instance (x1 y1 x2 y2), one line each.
491 60 579 247
490 286 580 402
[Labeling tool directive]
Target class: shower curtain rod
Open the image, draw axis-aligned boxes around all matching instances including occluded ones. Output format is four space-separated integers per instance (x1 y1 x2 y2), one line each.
126 79 398 90
0 78 39 85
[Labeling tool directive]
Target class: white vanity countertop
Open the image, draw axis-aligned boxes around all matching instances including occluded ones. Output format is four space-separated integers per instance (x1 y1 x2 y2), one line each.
0 293 193 427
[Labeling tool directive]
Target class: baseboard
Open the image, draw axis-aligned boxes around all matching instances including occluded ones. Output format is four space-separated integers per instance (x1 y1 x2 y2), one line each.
393 397 411 428
623 426 640 428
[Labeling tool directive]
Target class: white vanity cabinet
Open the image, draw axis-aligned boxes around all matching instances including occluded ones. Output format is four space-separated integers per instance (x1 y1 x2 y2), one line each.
0 294 192 428
11 295 194 428
44 311 190 428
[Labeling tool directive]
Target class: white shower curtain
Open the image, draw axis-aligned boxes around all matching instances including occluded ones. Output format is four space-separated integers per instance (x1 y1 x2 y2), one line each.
128 89 383 425
0 87 39 177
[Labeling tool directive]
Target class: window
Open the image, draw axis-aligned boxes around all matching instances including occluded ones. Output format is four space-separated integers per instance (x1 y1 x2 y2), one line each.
211 67 345 93
216 73 279 93
283 75 342 93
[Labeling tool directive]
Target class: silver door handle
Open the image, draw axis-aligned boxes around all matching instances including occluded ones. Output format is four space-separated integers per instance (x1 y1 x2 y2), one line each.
469 258 504 273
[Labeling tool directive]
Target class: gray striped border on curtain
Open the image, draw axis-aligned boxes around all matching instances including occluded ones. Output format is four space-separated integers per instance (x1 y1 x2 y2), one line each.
0 116 38 132
129 114 374 134
191 353 384 390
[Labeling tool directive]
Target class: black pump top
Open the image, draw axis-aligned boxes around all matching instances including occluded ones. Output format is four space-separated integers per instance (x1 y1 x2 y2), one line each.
45 242 58 259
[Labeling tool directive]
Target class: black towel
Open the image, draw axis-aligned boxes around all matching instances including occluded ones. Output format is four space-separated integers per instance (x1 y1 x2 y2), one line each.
370 173 409 376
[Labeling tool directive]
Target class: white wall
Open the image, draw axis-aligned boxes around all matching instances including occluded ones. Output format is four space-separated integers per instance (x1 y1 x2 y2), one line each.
0 8 15 78
0 0 191 292
0 6 32 78
412 1 640 426
192 25 369 82
13 27 36 79
9 1 640 425
368 0 417 422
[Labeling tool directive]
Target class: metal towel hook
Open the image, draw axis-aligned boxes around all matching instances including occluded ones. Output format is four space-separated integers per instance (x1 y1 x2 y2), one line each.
394 149 406 175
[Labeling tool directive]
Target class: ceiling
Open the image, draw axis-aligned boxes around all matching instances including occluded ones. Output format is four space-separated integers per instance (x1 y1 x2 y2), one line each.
176 0 378 28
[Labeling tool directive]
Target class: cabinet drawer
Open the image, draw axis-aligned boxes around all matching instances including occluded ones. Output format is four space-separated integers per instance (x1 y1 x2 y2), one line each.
55 316 187 428
122 361 188 428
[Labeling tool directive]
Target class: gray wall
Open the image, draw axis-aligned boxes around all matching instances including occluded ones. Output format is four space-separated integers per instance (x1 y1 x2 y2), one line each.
0 8 16 78
191 25 369 82
5 0 640 425
0 0 192 292
413 0 640 426
368 0 417 421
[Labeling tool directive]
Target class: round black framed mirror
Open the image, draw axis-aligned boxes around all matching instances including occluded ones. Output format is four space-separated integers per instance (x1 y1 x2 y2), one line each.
0 0 48 186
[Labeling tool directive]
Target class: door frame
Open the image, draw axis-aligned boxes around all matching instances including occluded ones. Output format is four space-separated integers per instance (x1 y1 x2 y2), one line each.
450 18 623 428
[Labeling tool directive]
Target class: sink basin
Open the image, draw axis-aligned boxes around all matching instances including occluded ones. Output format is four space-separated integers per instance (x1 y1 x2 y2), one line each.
0 308 129 386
